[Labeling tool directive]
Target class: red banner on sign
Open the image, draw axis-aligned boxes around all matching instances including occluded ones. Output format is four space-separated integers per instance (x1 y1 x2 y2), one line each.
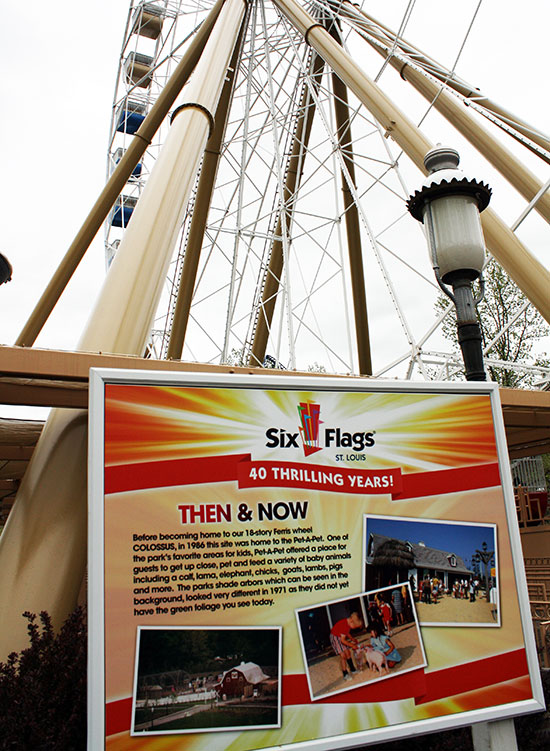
392 462 501 501
104 453 251 494
237 460 402 495
105 454 501 500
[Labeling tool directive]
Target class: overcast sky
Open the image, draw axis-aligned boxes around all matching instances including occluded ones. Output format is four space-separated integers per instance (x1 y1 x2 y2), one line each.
1 1 548 357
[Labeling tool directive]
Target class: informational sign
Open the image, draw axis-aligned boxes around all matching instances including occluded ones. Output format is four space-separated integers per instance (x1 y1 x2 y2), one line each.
88 371 544 750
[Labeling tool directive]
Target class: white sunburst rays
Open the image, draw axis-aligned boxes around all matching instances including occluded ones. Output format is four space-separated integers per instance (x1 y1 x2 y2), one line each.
316 390 482 473
108 388 290 458
107 376 489 475
271 702 401 745
312 700 406 739
236 387 460 471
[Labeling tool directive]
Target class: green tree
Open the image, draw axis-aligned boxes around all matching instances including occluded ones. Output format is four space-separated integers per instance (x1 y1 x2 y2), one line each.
307 362 327 373
436 257 549 387
0 609 87 750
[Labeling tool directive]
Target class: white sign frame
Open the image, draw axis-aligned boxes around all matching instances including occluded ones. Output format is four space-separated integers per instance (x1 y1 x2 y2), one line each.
88 369 545 750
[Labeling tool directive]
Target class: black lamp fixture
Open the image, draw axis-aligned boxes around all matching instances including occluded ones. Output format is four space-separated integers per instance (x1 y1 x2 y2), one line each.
407 146 492 381
0 253 12 285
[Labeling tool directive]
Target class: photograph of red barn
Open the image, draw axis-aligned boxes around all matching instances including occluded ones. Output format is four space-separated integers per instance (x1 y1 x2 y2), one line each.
132 626 281 735
215 661 272 699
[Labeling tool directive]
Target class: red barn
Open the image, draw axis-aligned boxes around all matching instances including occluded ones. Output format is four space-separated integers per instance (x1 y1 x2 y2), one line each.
215 661 269 699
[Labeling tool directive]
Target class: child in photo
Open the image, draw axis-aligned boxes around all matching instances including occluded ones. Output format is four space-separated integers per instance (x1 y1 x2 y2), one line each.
369 626 401 668
379 597 393 636
329 612 363 681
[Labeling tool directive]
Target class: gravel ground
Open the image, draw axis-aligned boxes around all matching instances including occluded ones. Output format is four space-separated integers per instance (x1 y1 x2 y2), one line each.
415 593 496 625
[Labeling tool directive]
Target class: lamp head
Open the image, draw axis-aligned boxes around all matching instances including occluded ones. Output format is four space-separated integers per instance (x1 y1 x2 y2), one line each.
407 147 492 284
0 253 12 285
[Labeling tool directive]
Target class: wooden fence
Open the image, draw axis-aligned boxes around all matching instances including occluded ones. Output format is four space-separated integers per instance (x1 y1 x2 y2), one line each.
525 556 550 668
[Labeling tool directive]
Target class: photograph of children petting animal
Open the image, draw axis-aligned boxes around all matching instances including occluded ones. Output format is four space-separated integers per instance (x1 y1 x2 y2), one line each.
295 585 426 700
364 515 500 627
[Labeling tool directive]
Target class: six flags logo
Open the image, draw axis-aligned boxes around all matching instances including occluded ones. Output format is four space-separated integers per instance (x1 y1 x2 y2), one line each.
264 401 375 457
297 402 323 456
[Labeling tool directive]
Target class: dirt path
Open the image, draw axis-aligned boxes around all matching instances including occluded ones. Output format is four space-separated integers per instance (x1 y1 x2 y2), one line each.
306 622 425 699
415 593 496 625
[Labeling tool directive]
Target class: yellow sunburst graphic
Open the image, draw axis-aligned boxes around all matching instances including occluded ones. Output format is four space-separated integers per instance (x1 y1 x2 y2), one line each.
105 385 497 471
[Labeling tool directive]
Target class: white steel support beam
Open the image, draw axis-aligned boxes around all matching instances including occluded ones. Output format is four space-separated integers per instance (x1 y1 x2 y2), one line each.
349 3 550 155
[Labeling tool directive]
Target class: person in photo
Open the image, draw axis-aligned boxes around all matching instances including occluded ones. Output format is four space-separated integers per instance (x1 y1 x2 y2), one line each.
489 583 498 621
329 612 363 681
379 596 393 636
422 575 432 604
368 598 384 634
369 626 402 668
391 585 405 625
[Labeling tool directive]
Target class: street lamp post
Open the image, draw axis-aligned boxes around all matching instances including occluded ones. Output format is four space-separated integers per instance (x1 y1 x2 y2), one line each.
475 541 495 602
407 147 492 381
408 146 518 751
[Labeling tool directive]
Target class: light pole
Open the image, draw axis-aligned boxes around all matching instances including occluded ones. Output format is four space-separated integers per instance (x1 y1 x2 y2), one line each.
475 541 495 602
407 147 492 381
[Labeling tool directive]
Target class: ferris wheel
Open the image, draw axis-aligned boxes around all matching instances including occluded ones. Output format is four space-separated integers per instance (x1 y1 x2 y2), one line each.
3 0 550 673
104 0 549 381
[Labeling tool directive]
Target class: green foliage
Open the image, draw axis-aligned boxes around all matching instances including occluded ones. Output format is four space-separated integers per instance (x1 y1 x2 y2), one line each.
137 628 279 677
0 608 87 750
307 362 327 373
436 258 550 387
226 347 245 366
541 453 550 492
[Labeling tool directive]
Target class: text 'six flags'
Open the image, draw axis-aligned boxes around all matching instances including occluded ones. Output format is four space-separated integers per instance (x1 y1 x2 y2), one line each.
105 454 501 500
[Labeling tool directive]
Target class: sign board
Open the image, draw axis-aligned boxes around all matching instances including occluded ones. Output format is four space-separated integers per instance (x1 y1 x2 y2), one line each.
88 370 544 750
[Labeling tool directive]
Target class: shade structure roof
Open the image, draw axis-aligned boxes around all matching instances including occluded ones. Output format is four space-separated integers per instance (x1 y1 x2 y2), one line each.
368 533 473 576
